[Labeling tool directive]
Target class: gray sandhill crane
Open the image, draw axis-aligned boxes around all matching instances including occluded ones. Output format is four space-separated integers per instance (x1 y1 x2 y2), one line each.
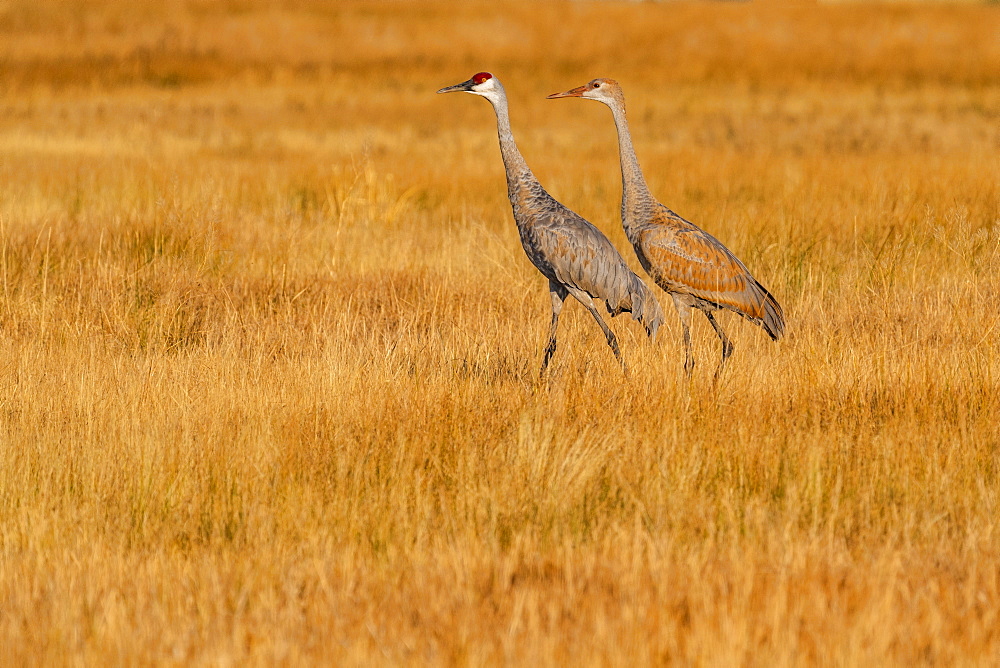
437 72 664 373
548 78 784 375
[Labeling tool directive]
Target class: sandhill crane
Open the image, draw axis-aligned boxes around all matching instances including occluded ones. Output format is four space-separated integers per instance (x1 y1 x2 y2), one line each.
548 78 784 375
437 72 664 374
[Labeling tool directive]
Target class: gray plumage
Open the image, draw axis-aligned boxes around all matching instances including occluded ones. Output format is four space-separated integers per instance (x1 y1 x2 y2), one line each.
438 72 664 373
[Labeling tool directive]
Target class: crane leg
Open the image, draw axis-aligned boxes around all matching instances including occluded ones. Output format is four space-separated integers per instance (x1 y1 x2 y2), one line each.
540 282 569 374
672 296 695 376
568 289 623 369
703 311 734 366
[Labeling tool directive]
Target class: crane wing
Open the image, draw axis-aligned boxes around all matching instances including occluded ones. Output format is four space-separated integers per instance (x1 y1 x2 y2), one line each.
637 206 782 334
516 198 663 335
538 215 630 295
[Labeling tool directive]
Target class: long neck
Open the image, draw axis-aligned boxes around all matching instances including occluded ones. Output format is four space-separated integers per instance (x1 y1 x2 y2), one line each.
488 92 535 193
609 100 654 233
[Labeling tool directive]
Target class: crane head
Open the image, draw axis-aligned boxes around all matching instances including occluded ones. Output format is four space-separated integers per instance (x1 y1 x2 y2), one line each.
547 78 623 106
436 72 502 101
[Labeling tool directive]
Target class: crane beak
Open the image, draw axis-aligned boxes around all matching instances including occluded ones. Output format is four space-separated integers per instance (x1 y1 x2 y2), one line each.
546 85 587 99
437 78 476 94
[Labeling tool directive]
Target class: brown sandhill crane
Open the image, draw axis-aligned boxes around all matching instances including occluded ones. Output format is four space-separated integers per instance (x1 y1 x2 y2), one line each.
548 78 784 375
437 72 664 374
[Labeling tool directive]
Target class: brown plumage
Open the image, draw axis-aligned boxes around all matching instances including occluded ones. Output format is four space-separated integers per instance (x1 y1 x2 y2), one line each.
549 78 784 375
438 72 664 374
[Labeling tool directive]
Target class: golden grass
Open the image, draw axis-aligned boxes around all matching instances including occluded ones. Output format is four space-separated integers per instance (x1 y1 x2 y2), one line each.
1 0 1000 664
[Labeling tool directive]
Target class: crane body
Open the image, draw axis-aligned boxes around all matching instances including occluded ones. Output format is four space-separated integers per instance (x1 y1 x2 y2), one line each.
549 78 784 375
438 72 664 373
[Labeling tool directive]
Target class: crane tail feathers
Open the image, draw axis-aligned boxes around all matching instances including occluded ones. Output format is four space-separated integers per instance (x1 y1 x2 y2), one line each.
637 283 665 340
757 284 785 341
605 274 665 340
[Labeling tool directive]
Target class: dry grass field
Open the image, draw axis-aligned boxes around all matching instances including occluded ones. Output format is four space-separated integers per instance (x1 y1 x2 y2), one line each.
1 0 1000 664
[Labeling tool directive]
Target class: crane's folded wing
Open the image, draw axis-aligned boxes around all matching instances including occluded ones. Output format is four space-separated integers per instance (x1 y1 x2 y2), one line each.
637 223 772 320
533 210 635 301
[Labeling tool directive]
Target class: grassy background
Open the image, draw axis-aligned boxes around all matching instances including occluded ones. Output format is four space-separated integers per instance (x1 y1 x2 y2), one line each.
1 0 999 664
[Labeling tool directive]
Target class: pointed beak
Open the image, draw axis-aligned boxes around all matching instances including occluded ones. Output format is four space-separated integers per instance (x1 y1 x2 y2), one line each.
546 85 588 99
437 78 476 94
